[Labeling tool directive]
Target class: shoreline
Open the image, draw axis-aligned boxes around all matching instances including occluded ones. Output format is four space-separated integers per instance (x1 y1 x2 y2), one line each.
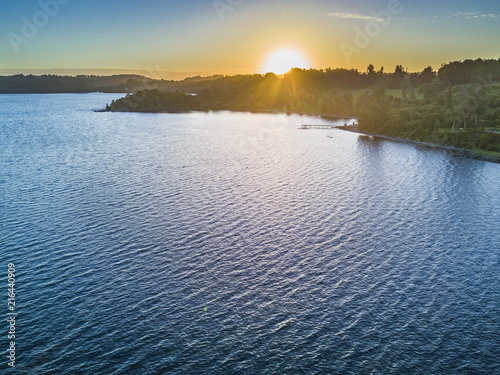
335 125 500 164
99 106 500 164
99 107 352 120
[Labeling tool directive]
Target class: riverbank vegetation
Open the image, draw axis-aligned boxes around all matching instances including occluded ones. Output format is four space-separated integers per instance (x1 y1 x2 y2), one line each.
356 60 500 155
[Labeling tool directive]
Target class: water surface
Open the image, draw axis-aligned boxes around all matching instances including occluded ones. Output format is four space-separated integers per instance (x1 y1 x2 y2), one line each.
1 94 499 374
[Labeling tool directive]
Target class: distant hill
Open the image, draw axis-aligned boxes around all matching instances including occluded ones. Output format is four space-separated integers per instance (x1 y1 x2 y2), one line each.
0 73 228 94
0 74 155 93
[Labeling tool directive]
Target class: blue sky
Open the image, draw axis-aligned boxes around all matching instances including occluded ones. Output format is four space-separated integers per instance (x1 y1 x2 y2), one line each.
1 0 499 78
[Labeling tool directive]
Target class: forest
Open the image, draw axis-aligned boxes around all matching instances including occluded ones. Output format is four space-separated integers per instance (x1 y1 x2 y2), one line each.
355 60 500 154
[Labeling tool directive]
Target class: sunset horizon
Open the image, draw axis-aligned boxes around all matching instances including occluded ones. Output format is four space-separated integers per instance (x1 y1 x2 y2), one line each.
2 0 499 79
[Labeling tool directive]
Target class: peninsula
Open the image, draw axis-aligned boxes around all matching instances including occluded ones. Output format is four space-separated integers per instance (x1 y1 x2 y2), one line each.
104 59 500 159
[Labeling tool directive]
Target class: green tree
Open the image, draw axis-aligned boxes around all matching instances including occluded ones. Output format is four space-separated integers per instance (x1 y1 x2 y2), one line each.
420 66 435 84
358 89 389 133
390 65 406 88
394 65 406 78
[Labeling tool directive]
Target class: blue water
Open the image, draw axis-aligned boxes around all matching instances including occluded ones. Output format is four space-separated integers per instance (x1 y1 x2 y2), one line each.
1 93 499 374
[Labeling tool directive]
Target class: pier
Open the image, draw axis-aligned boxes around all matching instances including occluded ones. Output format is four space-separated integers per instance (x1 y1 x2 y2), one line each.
299 124 337 129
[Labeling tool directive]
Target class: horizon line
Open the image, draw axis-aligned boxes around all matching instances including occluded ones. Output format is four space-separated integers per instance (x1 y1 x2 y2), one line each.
1 57 499 81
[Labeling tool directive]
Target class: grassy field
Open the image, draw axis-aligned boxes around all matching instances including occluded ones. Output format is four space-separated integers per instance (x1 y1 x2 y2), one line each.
350 88 424 102
439 126 500 134
484 126 500 134
471 148 500 158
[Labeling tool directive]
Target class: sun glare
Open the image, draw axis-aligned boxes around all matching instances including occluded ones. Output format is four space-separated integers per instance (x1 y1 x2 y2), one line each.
262 49 310 75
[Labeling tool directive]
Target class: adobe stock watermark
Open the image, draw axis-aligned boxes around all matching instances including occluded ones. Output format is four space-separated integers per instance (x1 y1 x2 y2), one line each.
7 0 71 54
339 0 405 63
213 0 244 21
6 263 17 369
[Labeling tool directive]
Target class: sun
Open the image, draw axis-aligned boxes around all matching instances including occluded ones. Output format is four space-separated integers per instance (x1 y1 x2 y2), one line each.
262 49 310 75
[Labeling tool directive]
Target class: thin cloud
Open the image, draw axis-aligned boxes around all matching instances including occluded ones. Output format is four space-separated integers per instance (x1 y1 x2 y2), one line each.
326 12 384 22
445 11 499 19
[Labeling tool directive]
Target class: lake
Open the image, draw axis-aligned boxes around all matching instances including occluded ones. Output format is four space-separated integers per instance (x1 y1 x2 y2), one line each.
1 93 499 374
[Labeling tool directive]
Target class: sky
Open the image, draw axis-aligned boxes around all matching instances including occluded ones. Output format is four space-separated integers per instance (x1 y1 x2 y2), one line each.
1 0 499 79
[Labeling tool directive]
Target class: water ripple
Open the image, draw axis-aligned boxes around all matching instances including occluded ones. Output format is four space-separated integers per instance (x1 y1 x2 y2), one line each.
0 94 499 374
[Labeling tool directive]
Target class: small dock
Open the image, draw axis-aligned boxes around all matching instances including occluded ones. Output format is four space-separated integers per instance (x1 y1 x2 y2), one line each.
299 124 337 129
